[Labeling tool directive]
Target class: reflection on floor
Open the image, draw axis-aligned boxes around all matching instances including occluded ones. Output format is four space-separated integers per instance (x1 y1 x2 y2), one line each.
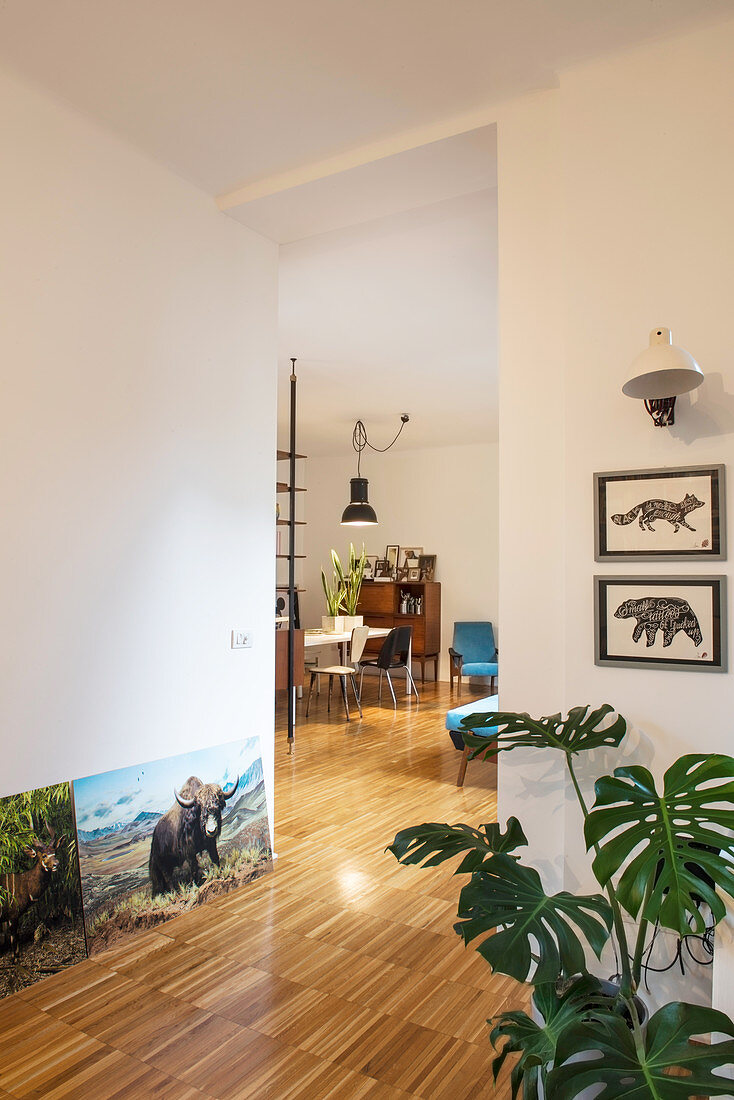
1 679 528 1098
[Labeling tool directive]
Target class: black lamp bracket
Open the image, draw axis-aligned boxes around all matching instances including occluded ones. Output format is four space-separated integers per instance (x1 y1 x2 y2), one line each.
644 397 676 427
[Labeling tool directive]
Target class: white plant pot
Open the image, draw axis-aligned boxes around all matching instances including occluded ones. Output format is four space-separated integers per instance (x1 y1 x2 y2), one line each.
533 980 648 1100
341 615 363 632
322 615 345 633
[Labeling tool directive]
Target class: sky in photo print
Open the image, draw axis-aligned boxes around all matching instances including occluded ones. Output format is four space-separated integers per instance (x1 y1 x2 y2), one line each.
74 738 261 831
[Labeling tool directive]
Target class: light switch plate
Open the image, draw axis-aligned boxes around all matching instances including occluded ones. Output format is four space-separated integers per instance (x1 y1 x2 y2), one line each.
231 630 253 649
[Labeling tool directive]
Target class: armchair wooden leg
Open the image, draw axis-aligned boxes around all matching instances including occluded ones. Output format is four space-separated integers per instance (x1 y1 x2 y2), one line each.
434 655 439 681
456 745 470 787
457 671 462 698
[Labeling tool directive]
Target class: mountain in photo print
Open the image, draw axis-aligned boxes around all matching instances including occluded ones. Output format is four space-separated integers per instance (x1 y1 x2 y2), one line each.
0 782 87 998
73 737 271 955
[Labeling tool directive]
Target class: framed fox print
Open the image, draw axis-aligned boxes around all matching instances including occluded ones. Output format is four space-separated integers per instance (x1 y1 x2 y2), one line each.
594 465 725 561
595 575 726 672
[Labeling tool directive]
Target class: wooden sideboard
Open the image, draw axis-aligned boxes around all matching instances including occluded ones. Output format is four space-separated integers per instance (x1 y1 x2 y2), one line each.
275 627 304 691
356 581 441 682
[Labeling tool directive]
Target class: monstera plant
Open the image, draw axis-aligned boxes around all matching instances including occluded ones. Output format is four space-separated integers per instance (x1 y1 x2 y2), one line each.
388 705 734 1097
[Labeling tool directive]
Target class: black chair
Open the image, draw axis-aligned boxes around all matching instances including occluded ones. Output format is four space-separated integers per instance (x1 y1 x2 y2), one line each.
359 626 419 707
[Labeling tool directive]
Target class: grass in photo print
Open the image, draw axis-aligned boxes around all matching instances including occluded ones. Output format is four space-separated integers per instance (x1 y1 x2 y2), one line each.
73 737 272 955
0 782 86 997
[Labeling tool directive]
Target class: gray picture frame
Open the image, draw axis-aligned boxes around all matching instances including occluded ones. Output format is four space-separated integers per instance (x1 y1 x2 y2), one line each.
594 574 727 673
594 464 725 562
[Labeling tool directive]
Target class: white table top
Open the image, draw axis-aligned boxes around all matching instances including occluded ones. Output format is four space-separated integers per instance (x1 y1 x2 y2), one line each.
303 627 390 648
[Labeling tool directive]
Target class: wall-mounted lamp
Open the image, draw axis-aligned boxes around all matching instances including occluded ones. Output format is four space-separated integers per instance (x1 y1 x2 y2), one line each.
340 415 409 526
622 327 704 427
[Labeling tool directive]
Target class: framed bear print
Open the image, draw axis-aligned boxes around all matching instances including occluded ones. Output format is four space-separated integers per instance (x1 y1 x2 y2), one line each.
594 465 725 561
595 575 727 672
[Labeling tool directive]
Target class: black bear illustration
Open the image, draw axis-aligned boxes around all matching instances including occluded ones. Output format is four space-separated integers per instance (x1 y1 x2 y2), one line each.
614 597 702 648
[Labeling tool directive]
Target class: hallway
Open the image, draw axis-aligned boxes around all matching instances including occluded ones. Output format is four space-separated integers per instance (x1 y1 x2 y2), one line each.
1 682 525 1098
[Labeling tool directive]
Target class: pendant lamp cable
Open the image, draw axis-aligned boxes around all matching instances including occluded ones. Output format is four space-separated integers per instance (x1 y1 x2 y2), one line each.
352 415 409 476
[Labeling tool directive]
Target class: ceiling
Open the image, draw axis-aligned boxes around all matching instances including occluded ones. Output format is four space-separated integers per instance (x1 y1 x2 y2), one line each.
0 1 730 199
2 1 730 458
227 127 496 244
278 185 497 456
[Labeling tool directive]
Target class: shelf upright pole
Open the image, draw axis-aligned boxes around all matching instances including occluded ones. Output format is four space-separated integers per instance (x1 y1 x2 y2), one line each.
287 358 297 754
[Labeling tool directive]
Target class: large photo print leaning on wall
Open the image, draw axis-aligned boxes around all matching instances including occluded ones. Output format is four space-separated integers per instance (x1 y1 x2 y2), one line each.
73 736 272 956
0 781 87 998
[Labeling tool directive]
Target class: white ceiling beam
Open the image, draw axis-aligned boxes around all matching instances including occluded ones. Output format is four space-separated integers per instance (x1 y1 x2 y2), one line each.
215 104 501 211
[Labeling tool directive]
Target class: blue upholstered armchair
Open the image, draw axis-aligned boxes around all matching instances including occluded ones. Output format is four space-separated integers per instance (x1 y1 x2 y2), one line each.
449 621 498 697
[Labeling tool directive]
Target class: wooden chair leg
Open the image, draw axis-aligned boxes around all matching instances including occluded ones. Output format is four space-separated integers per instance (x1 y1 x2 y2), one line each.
456 745 470 787
350 674 363 717
434 655 439 682
420 656 426 684
305 673 315 717
339 675 350 721
457 671 462 698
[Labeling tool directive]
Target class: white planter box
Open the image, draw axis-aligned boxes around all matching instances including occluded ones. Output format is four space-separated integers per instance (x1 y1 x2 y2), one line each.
322 615 345 633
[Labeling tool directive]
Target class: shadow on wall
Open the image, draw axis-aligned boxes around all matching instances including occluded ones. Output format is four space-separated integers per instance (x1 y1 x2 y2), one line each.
669 373 734 444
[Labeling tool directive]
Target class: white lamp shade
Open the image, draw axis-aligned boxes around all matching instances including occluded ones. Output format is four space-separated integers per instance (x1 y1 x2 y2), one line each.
622 327 704 400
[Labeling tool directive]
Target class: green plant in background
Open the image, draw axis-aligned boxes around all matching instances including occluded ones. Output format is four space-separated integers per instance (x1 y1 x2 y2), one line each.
0 783 81 927
388 705 734 1097
332 543 367 616
321 549 346 616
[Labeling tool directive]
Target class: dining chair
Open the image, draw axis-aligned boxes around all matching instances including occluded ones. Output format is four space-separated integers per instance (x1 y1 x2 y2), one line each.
305 625 370 721
359 625 419 708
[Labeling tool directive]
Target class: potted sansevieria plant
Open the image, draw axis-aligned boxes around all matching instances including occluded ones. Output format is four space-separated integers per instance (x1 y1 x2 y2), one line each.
321 551 345 632
331 544 367 633
388 705 734 1097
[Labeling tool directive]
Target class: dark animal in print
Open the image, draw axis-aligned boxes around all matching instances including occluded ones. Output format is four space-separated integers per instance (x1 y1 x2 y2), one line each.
0 822 63 960
148 774 239 896
611 493 704 533
615 597 703 648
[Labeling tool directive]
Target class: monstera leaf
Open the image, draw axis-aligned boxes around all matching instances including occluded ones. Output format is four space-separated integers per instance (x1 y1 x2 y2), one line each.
455 854 613 984
460 704 627 762
387 816 527 874
549 1001 734 1099
585 754 734 935
490 977 607 1100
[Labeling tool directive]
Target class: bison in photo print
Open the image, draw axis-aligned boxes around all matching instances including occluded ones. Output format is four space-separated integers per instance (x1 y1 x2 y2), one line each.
149 774 239 896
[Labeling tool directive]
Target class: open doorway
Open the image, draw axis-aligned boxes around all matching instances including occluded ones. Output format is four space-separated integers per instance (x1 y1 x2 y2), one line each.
256 125 498 771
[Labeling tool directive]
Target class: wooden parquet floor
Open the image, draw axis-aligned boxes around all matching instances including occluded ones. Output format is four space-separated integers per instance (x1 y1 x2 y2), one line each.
3 681 528 1098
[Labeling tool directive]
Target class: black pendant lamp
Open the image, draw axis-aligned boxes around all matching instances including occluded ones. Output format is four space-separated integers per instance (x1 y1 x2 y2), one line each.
340 416 409 527
341 476 378 526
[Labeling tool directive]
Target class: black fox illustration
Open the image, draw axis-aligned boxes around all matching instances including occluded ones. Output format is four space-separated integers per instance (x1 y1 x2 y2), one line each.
611 493 703 533
614 597 702 648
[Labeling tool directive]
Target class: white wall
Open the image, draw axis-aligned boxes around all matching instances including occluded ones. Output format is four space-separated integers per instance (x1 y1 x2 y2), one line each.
0 68 278 835
302 442 498 677
496 18 734 1013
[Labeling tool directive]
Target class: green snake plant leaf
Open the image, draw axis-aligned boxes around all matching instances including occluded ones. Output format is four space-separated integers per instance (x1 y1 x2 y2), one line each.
460 705 627 763
549 1001 734 1099
387 816 528 875
455 854 613 984
585 754 734 935
490 976 607 1100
